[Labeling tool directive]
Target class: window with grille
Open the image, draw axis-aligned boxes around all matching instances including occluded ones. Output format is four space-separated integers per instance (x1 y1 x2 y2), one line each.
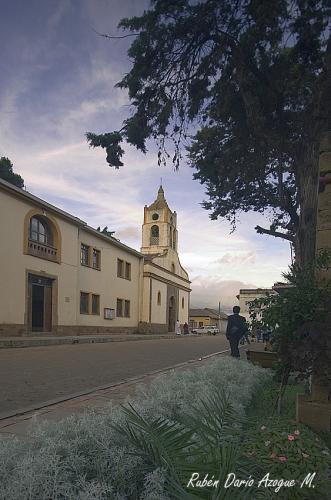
92 294 100 315
125 262 131 280
80 292 89 314
150 225 159 245
81 244 89 266
92 249 101 270
124 300 130 318
116 298 123 317
117 259 124 277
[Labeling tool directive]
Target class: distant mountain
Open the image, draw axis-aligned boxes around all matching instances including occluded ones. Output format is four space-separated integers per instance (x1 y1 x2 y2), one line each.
190 304 232 315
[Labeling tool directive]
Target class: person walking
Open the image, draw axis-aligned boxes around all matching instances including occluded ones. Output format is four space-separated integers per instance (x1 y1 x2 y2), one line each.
226 306 248 358
183 322 189 335
175 319 181 335
256 328 262 343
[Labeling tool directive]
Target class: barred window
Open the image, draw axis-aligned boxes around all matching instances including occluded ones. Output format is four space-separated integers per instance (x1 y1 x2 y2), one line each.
81 244 89 266
92 294 100 315
124 300 130 318
80 292 89 314
92 249 101 270
125 262 131 280
116 298 123 317
150 225 159 245
117 259 124 278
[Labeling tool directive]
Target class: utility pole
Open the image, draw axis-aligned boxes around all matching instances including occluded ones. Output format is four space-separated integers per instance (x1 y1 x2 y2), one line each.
218 301 221 333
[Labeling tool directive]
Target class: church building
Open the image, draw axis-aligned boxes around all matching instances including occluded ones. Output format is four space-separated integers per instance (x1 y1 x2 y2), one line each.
140 186 190 333
0 178 190 336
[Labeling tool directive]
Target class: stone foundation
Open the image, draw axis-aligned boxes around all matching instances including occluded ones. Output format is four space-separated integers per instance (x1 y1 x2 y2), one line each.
0 324 28 337
0 323 172 337
0 324 139 337
138 322 169 334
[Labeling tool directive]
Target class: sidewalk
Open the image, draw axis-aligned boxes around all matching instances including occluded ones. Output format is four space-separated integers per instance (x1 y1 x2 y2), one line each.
0 332 183 349
0 343 265 437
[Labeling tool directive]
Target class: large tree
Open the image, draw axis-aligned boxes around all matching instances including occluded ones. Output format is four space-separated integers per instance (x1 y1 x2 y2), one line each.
87 0 331 266
0 157 24 188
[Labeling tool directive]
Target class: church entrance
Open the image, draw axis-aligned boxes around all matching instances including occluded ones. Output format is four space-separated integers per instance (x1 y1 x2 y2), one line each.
168 295 176 332
28 274 53 332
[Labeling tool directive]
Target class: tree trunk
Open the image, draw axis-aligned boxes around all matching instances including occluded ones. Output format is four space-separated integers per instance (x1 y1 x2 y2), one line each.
295 143 320 267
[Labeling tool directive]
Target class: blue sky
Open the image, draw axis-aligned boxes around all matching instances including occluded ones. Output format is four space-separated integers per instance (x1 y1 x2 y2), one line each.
0 0 291 308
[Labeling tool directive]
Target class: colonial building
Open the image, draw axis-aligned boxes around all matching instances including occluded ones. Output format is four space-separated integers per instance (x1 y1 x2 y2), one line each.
0 179 190 336
140 186 191 333
189 308 228 334
236 288 275 321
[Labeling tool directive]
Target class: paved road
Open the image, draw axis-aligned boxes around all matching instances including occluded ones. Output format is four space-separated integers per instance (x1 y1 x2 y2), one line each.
0 336 229 415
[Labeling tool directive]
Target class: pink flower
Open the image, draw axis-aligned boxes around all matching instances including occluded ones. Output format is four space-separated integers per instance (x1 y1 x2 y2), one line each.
278 456 288 462
288 435 295 441
294 429 300 436
260 425 267 431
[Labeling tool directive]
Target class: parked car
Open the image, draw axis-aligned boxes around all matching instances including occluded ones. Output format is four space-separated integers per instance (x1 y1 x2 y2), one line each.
191 325 220 335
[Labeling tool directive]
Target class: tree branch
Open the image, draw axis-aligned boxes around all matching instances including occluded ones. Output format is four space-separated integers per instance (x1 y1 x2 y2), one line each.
255 225 295 242
90 27 139 39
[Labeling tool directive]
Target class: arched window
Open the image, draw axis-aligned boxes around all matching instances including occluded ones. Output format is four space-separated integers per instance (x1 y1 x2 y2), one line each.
150 225 159 245
182 297 184 309
25 211 61 263
173 230 176 250
29 216 53 246
169 228 173 248
157 291 161 305
171 263 175 273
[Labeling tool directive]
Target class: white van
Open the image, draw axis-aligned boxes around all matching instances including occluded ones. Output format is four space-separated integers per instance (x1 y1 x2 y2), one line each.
192 325 220 335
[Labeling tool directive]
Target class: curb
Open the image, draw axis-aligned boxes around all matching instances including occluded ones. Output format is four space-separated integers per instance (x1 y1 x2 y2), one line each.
0 333 209 349
0 348 230 422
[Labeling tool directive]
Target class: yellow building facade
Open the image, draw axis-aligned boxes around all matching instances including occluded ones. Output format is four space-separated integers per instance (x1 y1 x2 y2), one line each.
236 288 275 322
0 180 190 335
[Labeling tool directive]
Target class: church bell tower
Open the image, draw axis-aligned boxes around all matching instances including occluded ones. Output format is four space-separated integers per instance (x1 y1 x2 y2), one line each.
141 186 178 255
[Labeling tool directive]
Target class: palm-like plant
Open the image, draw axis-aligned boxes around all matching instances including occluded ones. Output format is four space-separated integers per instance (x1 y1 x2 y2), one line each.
113 389 260 499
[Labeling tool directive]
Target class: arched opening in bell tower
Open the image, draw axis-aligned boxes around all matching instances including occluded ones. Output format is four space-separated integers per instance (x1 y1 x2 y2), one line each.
150 225 159 245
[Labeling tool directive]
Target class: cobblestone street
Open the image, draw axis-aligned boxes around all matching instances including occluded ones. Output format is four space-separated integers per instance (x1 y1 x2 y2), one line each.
0 336 230 417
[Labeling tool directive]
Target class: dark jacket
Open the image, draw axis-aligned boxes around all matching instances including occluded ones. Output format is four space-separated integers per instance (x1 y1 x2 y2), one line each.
226 313 248 340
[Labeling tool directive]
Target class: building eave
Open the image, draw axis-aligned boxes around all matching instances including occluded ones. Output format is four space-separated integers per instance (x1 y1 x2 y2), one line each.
0 178 143 259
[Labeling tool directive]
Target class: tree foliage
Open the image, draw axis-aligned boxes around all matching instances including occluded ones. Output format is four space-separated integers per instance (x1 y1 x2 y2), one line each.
96 225 116 237
0 157 24 188
87 0 330 265
249 250 331 383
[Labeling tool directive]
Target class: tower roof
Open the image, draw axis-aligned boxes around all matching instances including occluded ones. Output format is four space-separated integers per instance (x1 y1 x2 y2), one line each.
148 185 170 210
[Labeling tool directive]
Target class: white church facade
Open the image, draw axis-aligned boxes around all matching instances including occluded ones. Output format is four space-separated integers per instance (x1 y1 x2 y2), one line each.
0 179 190 336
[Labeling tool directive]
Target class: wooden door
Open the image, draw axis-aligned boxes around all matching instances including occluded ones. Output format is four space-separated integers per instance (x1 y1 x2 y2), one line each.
44 285 52 332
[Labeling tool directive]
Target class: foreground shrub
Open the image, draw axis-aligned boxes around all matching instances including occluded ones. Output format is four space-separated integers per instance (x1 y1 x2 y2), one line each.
0 357 266 499
242 381 331 499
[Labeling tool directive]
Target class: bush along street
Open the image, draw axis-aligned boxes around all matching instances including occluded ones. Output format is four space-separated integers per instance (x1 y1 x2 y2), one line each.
0 357 330 499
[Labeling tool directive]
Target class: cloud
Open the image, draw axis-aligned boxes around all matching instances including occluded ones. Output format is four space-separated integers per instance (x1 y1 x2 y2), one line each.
190 278 258 309
1 0 292 309
115 226 140 242
217 251 256 265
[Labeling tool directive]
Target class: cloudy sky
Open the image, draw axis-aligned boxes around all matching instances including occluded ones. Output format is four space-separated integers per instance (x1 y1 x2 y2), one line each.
1 0 291 309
